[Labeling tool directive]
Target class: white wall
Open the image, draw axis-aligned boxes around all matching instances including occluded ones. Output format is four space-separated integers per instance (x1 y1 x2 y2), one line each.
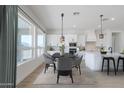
119 31 124 52
16 57 43 84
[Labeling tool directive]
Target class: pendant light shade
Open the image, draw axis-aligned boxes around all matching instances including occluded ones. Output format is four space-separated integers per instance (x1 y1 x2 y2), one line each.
99 14 104 39
60 13 65 43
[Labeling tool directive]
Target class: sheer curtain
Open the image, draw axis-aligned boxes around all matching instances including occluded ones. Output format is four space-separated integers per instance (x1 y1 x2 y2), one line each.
0 5 17 88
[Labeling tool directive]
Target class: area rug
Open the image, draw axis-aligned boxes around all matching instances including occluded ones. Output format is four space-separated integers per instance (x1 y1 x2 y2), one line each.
32 62 97 87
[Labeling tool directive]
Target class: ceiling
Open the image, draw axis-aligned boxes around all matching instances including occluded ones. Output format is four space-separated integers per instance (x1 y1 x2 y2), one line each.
28 5 124 32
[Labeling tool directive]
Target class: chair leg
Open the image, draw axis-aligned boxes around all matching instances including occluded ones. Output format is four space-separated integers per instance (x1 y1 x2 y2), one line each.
112 59 116 75
57 74 59 84
70 72 73 83
107 60 109 75
53 63 56 73
123 60 124 72
101 58 105 72
78 65 81 75
44 64 47 73
117 59 119 72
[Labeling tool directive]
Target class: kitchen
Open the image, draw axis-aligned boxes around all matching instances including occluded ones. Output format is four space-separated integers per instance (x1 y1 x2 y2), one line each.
47 29 124 71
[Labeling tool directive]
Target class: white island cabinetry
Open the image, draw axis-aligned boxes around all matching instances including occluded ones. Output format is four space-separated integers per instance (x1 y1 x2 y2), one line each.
85 52 102 71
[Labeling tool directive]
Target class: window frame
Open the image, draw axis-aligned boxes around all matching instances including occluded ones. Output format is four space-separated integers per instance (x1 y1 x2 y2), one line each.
17 11 46 65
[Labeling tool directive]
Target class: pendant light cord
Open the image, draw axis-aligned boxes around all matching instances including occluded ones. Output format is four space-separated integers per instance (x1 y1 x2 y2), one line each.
100 15 103 34
61 13 64 36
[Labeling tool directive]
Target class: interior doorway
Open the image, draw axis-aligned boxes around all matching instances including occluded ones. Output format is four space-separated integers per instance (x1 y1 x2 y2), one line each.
112 33 120 53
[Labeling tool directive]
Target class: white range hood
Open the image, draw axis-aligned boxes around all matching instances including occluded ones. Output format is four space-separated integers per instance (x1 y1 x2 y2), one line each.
86 30 97 42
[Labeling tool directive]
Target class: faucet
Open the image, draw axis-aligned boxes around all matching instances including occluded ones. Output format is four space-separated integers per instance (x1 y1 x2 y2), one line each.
108 47 112 53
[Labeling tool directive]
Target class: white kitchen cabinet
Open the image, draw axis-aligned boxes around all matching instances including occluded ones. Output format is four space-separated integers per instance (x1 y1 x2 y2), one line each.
77 35 86 46
47 35 60 46
64 35 77 46
47 34 77 47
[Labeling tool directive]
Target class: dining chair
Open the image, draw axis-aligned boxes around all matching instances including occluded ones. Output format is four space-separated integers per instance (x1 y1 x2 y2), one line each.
72 55 83 75
43 53 56 73
56 56 73 84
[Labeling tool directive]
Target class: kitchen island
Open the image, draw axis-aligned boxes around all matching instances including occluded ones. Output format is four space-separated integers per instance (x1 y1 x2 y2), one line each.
85 52 124 71
85 51 102 71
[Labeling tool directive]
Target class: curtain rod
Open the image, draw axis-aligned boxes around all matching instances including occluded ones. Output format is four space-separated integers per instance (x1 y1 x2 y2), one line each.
18 6 46 33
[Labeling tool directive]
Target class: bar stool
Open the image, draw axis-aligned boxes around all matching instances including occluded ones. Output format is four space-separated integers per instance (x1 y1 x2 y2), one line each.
101 57 116 75
117 56 124 72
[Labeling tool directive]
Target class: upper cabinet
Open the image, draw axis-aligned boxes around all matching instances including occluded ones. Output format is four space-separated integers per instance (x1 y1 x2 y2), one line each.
47 34 77 46
63 35 77 46
47 35 60 46
77 34 86 46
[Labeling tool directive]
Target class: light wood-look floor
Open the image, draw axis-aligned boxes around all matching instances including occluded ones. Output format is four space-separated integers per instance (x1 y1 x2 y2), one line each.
17 63 124 88
17 64 44 88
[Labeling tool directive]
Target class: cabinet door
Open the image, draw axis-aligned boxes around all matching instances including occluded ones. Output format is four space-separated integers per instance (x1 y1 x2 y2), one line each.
77 35 85 46
47 35 60 46
64 35 77 46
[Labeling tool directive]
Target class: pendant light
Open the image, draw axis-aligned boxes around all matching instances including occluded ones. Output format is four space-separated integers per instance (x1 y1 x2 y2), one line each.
60 13 65 43
99 14 104 39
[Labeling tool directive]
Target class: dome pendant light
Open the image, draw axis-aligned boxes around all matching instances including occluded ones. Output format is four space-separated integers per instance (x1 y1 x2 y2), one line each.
60 13 65 43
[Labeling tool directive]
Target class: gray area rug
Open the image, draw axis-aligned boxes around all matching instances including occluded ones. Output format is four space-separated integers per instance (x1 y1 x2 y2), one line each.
32 62 97 87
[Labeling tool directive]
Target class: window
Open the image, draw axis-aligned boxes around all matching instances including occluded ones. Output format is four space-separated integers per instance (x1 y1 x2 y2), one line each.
17 12 46 64
17 13 35 63
36 28 45 57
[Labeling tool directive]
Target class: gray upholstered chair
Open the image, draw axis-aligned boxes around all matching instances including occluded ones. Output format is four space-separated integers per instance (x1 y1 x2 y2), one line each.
43 53 56 73
72 55 83 75
57 56 73 84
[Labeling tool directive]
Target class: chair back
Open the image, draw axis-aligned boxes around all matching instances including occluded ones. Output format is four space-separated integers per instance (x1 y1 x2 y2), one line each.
73 56 83 66
43 53 54 64
57 56 72 71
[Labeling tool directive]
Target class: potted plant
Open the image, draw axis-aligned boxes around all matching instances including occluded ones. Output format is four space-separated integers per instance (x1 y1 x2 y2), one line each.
59 43 65 55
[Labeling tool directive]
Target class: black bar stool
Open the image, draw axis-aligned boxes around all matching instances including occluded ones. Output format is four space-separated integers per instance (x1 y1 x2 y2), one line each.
117 56 124 72
101 57 116 75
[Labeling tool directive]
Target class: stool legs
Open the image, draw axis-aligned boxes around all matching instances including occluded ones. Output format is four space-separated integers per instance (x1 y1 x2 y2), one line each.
101 58 105 72
102 57 116 75
107 60 109 75
117 58 120 71
112 59 116 75
117 58 124 72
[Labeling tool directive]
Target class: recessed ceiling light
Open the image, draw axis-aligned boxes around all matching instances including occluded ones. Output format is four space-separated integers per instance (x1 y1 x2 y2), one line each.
111 17 115 21
73 25 76 28
73 12 80 15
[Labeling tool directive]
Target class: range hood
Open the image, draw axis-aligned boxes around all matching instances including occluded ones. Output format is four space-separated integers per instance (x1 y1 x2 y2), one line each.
86 30 97 42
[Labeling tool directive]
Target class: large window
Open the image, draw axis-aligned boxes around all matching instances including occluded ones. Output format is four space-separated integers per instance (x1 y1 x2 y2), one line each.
17 12 45 64
17 14 35 63
36 28 45 57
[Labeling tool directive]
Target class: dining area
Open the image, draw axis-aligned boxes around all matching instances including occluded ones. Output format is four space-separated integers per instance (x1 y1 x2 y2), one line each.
42 52 83 84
